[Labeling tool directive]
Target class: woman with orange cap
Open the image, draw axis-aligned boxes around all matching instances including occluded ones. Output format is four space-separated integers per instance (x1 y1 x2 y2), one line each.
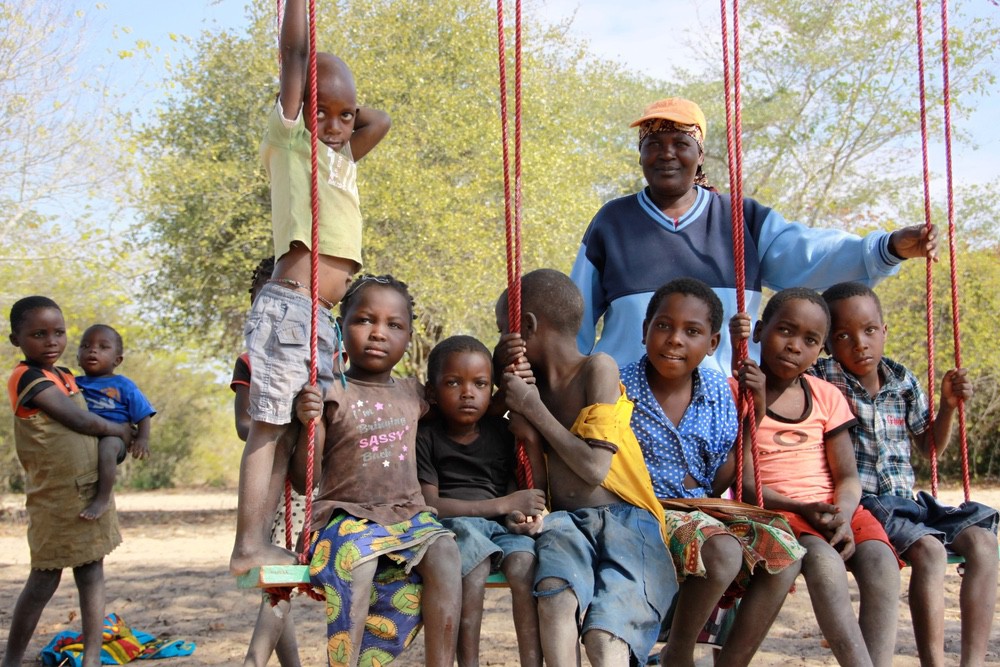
570 97 939 375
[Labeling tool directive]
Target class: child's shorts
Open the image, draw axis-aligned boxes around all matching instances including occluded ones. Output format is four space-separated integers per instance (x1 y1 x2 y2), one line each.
441 516 536 578
861 491 999 556
781 506 903 568
534 503 676 664
244 281 338 424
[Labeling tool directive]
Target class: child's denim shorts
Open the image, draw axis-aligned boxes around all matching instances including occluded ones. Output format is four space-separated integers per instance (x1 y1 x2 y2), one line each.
440 516 536 578
861 490 999 555
244 281 337 425
533 503 676 664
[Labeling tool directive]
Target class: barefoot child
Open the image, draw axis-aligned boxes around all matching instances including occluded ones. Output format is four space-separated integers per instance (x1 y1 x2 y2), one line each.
497 269 675 666
231 257 305 667
231 0 391 574
732 288 901 667
3 297 132 667
75 324 155 521
621 278 804 667
416 335 545 667
294 275 460 667
813 281 998 666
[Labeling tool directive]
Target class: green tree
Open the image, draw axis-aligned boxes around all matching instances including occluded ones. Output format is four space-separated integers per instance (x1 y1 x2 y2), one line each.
684 0 998 228
131 0 655 365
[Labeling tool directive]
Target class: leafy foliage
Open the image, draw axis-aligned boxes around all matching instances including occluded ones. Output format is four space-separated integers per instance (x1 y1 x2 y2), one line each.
131 0 656 365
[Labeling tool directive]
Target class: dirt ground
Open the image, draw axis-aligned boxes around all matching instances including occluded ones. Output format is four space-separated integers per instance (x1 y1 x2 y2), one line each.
1 487 998 666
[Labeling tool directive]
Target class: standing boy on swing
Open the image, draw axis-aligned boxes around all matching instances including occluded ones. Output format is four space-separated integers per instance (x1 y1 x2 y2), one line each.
230 0 391 574
812 282 998 666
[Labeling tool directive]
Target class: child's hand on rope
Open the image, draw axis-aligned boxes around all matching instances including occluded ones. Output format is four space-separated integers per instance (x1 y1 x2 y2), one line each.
734 358 766 419
494 333 533 382
294 384 324 424
729 312 752 343
502 372 540 415
941 367 973 408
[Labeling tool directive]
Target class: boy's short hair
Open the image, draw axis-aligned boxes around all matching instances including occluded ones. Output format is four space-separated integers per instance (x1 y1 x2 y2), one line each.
645 278 724 333
499 269 583 336
822 281 884 321
340 274 416 323
761 287 831 336
82 324 124 355
426 335 492 386
10 296 60 333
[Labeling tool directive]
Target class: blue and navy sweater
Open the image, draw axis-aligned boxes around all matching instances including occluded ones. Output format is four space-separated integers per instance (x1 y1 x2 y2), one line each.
570 186 903 375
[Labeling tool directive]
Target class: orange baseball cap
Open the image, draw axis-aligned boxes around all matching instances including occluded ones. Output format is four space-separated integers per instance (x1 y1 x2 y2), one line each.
629 98 707 142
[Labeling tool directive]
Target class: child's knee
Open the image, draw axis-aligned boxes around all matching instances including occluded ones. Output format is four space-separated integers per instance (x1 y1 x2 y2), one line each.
422 536 461 577
701 533 742 580
955 526 999 564
501 552 536 593
904 534 947 571
99 436 126 463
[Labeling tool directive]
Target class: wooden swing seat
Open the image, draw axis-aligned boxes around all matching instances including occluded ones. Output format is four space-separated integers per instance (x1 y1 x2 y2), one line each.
236 564 511 590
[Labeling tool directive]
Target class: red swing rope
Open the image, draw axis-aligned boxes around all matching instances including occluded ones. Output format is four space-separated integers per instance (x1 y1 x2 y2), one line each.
938 0 971 503
914 0 940 497
914 0 970 502
301 0 319 562
720 0 762 507
495 0 534 490
271 0 319 564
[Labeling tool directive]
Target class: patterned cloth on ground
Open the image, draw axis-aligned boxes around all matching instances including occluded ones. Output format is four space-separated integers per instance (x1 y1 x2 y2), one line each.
40 613 195 666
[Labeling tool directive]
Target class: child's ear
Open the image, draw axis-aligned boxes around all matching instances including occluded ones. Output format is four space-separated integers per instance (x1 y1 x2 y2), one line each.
8 333 17 347
752 321 763 343
114 355 123 368
522 312 538 341
708 331 721 355
640 319 648 346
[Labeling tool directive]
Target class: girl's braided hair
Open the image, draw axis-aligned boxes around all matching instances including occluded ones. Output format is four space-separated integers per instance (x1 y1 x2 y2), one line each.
340 274 416 322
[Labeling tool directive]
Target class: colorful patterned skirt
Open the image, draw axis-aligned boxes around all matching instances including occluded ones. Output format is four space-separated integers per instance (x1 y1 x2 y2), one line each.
307 510 452 667
663 508 806 599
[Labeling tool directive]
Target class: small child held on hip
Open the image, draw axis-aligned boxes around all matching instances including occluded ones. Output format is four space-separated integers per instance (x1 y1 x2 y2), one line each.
231 0 392 575
621 278 803 667
294 275 460 667
75 324 155 521
416 335 545 667
730 288 902 667
3 297 132 667
496 269 675 667
231 256 305 667
812 281 998 666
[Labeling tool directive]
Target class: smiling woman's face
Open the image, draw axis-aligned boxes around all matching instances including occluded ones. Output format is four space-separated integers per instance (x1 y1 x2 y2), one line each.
639 130 704 201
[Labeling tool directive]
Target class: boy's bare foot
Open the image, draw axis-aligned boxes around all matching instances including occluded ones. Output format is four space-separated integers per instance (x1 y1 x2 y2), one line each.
229 542 298 576
80 498 110 521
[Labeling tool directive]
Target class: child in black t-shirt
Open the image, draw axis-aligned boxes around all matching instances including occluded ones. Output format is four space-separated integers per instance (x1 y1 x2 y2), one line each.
416 335 545 667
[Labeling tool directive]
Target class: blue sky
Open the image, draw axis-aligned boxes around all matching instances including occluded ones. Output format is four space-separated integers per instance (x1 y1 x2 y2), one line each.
81 0 998 185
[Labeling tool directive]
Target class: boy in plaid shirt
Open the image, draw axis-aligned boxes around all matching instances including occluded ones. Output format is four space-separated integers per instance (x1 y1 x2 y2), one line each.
812 281 998 666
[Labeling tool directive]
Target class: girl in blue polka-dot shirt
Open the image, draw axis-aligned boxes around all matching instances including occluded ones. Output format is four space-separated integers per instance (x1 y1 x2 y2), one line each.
621 278 804 666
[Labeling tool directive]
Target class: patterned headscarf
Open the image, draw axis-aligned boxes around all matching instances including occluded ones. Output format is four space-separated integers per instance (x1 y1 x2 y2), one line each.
637 118 704 152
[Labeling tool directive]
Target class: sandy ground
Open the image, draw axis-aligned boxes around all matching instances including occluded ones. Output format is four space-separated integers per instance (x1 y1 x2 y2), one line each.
1 487 998 666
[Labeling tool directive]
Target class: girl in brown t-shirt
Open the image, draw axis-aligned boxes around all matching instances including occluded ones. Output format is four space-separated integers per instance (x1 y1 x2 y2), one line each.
294 275 461 667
